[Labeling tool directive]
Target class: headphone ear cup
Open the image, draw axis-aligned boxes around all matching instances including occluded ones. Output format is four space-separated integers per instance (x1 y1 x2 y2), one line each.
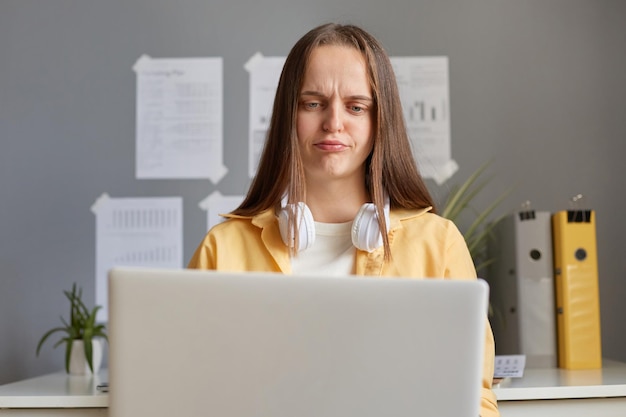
351 203 382 252
352 197 390 252
278 202 316 252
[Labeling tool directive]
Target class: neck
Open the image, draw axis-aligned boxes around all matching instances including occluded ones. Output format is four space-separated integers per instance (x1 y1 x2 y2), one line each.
305 178 369 223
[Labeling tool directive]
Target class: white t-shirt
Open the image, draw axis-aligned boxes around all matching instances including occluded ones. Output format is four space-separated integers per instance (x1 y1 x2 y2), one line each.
290 221 356 276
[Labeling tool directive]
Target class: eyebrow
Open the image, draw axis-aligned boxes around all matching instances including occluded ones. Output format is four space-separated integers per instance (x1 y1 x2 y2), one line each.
300 90 373 102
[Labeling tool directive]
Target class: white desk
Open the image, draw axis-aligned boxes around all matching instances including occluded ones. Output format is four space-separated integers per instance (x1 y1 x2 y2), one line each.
493 359 626 416
2 361 626 416
0 370 107 416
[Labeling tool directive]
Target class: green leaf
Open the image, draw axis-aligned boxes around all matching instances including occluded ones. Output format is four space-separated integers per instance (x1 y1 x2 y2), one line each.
64 338 73 374
36 327 69 356
440 161 513 279
441 160 493 220
464 191 511 246
84 338 94 373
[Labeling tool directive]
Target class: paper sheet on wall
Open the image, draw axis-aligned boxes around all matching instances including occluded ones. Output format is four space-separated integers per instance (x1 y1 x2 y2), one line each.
245 53 286 177
133 55 227 182
390 56 457 184
91 193 183 322
198 190 245 231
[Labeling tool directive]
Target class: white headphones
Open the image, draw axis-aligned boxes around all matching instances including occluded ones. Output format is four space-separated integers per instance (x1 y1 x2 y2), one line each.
278 195 390 253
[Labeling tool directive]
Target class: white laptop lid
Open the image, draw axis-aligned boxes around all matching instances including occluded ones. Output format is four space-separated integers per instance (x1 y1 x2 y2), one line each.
108 267 488 417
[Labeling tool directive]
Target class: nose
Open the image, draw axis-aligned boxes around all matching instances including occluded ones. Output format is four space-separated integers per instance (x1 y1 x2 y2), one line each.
322 101 344 132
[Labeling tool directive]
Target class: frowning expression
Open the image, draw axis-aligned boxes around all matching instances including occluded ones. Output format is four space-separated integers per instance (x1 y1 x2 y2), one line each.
296 45 374 184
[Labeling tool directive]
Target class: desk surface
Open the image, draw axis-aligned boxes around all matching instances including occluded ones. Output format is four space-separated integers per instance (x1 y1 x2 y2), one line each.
493 359 626 401
0 370 108 408
3 360 626 409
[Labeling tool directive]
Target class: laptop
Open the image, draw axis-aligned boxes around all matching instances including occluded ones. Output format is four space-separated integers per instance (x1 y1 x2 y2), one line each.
107 267 488 417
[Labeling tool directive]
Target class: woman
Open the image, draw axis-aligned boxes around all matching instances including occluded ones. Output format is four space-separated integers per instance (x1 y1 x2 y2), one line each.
188 22 499 416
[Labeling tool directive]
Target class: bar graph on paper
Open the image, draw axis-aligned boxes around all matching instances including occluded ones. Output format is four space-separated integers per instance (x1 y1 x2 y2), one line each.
390 56 452 181
407 99 448 124
92 195 183 321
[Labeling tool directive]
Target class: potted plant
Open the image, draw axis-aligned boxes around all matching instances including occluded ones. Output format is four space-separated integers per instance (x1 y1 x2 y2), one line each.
36 283 108 374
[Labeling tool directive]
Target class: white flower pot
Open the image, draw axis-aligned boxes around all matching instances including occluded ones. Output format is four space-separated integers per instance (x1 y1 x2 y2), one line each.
68 339 103 375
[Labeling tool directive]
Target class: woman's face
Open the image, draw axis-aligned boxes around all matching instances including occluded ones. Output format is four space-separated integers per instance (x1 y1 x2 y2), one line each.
296 45 374 186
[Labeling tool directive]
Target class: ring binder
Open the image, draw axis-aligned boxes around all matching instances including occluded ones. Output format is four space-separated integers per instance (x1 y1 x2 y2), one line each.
489 209 557 368
552 208 602 369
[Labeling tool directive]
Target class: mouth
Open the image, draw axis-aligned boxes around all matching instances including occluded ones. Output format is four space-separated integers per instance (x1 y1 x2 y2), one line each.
314 140 349 152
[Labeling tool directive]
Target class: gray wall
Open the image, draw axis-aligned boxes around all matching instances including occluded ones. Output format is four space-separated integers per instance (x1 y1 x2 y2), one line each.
1 0 625 384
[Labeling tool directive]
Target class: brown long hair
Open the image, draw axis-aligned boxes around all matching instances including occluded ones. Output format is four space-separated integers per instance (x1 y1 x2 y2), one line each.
233 23 435 258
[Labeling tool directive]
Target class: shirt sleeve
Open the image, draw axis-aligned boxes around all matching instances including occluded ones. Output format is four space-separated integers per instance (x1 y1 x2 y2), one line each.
187 234 216 270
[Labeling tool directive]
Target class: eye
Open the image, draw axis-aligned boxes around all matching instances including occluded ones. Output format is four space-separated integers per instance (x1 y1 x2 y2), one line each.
349 103 370 114
300 100 321 110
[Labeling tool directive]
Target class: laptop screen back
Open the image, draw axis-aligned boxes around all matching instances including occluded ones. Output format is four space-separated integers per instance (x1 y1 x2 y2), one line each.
108 267 488 417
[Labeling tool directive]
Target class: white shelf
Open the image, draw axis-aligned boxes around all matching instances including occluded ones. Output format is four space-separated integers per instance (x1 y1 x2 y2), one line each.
493 359 626 401
0 370 108 408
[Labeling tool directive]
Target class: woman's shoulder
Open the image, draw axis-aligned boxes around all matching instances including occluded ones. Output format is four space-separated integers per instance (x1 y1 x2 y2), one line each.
208 208 276 234
391 207 463 238
391 207 453 226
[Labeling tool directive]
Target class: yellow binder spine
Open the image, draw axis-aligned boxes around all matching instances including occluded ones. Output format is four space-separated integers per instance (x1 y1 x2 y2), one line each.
552 210 602 369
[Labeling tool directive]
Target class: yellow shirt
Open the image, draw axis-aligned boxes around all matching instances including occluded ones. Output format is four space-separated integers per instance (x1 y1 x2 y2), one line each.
188 207 500 417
